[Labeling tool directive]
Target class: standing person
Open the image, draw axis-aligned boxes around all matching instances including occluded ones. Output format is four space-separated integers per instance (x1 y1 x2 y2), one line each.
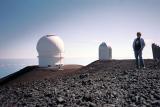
133 32 145 69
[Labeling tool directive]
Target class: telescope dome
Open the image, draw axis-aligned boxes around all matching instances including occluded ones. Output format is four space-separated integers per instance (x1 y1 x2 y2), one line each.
36 35 64 67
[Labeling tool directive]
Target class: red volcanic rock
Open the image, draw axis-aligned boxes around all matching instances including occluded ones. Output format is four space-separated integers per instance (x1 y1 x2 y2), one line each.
0 64 83 85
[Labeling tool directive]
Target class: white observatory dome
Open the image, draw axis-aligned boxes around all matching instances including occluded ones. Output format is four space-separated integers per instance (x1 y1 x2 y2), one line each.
99 42 112 60
37 35 64 67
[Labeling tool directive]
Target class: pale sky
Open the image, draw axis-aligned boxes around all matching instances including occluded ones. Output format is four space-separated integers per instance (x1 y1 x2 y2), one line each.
0 0 160 59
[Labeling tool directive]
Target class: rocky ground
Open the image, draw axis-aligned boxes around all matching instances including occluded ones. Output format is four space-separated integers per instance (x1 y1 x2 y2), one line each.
0 59 160 107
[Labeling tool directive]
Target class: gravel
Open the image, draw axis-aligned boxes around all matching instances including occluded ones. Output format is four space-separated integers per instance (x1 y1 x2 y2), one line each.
0 59 160 107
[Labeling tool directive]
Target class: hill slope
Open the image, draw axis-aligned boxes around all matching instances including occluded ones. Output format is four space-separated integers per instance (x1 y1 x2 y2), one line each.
0 59 160 107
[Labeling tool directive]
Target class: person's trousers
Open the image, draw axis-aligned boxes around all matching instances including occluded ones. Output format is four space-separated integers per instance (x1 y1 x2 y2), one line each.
134 50 144 68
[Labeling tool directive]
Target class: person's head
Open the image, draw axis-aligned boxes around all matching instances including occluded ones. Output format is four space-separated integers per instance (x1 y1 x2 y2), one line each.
137 32 141 38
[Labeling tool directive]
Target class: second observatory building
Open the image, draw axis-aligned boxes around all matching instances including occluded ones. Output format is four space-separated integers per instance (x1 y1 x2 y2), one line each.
99 42 112 60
